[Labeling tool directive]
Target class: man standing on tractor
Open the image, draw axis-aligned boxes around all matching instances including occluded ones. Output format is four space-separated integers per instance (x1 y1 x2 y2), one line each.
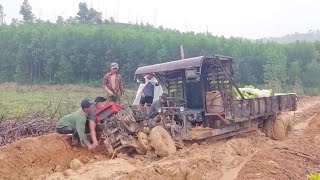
133 73 163 110
103 62 124 103
56 100 98 150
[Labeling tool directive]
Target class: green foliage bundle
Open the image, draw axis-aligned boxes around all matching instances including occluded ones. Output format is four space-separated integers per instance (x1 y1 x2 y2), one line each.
308 173 320 180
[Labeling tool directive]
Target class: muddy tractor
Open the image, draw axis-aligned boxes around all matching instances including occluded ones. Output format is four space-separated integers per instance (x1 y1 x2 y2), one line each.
132 55 297 141
94 102 151 156
95 102 177 158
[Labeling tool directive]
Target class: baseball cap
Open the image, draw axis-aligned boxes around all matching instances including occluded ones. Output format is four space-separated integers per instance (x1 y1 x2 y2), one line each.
81 99 93 110
110 62 119 69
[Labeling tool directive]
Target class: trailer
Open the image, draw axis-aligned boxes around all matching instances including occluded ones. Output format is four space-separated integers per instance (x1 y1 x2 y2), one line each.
133 55 297 141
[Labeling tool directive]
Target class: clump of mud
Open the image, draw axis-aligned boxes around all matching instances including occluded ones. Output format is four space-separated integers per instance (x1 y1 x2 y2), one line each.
0 134 73 179
0 133 106 180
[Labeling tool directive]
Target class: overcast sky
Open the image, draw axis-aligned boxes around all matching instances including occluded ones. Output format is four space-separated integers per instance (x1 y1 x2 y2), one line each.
1 0 320 39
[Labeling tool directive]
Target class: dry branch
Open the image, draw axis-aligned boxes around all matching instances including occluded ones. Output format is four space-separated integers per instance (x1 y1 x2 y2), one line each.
272 147 320 163
0 116 57 146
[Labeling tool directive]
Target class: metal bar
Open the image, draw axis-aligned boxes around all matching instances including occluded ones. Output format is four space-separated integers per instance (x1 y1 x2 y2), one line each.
159 107 182 110
216 57 244 100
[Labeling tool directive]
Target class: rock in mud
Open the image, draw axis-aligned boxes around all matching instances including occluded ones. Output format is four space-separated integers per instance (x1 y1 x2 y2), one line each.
192 143 199 147
54 165 62 172
63 169 76 176
69 159 83 170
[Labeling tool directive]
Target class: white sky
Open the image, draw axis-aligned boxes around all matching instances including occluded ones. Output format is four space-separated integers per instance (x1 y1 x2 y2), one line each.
1 0 320 39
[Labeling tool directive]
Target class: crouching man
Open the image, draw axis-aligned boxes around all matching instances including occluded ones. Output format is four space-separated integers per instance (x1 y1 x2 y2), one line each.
56 99 98 150
147 93 180 139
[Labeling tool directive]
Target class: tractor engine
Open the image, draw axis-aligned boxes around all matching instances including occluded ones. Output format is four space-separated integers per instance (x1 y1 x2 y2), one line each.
95 102 149 156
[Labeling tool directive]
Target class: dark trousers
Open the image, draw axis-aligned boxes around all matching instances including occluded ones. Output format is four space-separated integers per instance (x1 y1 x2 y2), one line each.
56 126 79 139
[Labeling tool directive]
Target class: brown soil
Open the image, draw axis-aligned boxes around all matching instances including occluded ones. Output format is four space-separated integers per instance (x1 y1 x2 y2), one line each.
0 96 319 180
45 131 268 180
237 114 320 180
0 133 107 180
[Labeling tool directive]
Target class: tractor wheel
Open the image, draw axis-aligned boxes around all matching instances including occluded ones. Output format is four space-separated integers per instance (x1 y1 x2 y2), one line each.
272 114 292 140
149 126 176 157
137 131 151 151
103 138 114 157
117 110 137 134
264 115 275 137
264 113 291 140
134 131 151 155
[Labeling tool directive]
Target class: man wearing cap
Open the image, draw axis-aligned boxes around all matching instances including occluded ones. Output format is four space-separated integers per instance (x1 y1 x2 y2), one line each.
103 62 124 103
56 100 98 150
147 93 180 139
147 93 169 120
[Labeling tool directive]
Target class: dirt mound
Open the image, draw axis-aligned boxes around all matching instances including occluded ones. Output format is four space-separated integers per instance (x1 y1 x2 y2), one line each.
0 134 73 179
0 133 107 180
47 159 136 180
237 114 320 180
44 131 267 180
109 132 267 180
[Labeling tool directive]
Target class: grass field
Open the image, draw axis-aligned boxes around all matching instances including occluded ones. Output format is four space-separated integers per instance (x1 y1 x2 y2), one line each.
0 83 136 122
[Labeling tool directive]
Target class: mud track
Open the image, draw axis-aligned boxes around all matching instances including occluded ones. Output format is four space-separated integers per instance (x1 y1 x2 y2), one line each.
0 96 319 180
237 114 320 179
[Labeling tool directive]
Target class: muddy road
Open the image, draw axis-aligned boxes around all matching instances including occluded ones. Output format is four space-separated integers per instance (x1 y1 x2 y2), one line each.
0 96 319 180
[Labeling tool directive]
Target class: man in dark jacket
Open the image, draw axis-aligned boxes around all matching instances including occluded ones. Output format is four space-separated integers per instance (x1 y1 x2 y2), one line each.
147 93 181 139
147 93 169 118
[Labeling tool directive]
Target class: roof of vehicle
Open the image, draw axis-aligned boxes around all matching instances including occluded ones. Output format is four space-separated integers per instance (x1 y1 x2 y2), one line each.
134 55 232 75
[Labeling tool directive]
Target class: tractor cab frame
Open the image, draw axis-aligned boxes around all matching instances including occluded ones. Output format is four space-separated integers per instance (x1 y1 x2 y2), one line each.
134 55 297 140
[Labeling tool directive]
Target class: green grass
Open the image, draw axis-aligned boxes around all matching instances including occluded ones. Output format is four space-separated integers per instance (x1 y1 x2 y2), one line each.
0 84 136 122
308 173 320 180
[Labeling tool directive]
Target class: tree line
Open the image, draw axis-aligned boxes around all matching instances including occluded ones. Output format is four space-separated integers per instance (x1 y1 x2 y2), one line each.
0 1 320 94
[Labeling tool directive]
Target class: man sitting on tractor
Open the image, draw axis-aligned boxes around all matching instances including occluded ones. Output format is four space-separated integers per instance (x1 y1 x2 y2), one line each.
147 93 169 120
147 93 181 139
56 99 98 150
